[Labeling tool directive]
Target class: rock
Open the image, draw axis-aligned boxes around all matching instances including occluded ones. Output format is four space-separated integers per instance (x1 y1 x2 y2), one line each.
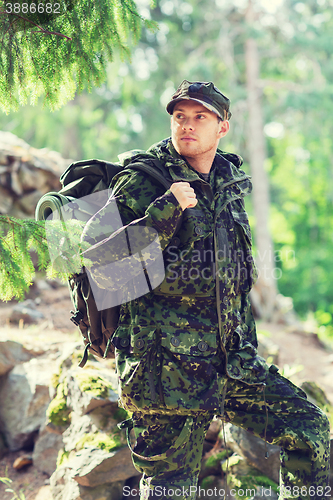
300 381 331 408
45 353 138 495
32 425 64 476
36 279 53 291
0 432 8 459
62 414 96 454
0 340 33 376
35 485 53 500
10 299 45 324
0 131 70 217
44 420 68 436
0 185 12 213
50 466 81 500
205 418 222 443
50 466 125 500
0 357 56 450
18 162 49 192
77 482 124 500
223 423 280 483
66 367 118 416
60 404 130 467
13 454 33 470
18 190 47 214
68 446 138 486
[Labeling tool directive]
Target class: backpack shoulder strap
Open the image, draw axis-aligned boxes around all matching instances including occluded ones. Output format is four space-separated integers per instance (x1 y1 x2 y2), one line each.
121 158 183 236
124 158 172 190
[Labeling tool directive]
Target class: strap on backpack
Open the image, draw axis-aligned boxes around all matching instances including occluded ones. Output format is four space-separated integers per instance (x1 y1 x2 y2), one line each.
116 158 173 191
117 158 183 235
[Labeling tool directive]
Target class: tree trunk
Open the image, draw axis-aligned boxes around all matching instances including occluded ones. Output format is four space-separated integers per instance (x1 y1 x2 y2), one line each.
245 0 278 320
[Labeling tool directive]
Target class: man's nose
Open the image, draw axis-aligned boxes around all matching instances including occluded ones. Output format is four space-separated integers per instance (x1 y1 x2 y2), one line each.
182 118 194 130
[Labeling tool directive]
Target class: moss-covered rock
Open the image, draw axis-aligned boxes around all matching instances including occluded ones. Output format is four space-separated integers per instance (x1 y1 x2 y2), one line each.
75 432 123 453
301 381 331 409
220 455 279 499
74 369 115 399
57 448 70 468
204 449 231 469
46 382 71 428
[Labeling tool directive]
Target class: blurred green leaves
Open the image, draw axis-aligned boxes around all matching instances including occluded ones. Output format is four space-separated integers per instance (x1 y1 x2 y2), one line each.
0 0 157 112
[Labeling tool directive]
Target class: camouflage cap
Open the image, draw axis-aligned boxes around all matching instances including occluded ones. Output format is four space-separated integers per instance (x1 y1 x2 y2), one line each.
166 80 231 120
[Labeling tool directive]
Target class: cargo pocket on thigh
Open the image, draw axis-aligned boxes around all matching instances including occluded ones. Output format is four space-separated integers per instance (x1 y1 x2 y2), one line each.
159 329 220 414
113 325 160 413
119 416 194 462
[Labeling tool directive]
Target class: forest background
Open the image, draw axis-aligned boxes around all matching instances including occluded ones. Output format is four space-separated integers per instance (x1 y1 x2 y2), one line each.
0 0 332 340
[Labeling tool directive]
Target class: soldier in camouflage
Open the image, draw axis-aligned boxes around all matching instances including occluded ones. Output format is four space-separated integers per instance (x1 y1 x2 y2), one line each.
83 81 330 499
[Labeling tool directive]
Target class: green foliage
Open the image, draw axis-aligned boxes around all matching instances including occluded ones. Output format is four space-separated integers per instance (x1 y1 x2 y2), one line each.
0 0 156 112
199 475 216 489
0 216 48 300
204 449 232 469
0 215 91 302
0 476 26 500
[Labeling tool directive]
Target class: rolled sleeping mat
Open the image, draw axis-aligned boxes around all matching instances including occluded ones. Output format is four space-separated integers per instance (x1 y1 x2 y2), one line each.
35 192 72 221
35 192 102 223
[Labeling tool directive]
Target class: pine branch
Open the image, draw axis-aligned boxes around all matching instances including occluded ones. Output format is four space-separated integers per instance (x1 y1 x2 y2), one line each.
0 0 156 111
0 215 88 301
0 11 72 40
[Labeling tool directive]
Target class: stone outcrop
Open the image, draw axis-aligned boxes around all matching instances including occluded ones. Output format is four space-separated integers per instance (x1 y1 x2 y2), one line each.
0 356 56 450
42 347 140 499
0 340 33 376
223 423 280 483
0 131 69 218
32 424 64 476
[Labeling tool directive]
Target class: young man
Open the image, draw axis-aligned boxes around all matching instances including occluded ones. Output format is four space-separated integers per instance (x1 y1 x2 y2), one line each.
83 81 330 499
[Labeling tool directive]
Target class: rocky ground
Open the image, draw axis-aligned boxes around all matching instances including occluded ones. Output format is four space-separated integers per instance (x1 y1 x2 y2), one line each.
0 282 332 500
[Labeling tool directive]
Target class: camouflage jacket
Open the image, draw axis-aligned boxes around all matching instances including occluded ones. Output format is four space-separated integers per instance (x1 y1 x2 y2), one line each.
83 138 268 416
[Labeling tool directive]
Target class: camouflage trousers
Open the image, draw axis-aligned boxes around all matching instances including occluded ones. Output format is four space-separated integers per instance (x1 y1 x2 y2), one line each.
126 371 330 500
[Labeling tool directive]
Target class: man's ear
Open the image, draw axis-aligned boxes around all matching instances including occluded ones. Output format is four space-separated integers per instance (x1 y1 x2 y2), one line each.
218 120 229 138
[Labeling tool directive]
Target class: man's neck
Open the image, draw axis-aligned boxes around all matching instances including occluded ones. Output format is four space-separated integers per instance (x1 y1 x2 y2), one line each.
168 140 216 174
183 153 215 174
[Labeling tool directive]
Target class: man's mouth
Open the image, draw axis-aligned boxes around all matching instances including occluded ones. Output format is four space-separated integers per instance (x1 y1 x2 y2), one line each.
181 136 196 141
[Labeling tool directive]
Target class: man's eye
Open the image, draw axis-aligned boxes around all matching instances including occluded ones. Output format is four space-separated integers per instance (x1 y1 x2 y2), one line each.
176 114 184 119
197 114 205 119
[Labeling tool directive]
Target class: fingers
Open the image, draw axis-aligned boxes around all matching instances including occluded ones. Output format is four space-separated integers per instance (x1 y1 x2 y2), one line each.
170 182 198 210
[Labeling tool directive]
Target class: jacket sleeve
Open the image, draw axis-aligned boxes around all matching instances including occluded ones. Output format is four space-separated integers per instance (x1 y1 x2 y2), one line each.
81 170 183 291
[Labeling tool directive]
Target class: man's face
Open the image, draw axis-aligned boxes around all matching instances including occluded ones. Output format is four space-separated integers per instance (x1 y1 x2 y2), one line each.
171 100 229 162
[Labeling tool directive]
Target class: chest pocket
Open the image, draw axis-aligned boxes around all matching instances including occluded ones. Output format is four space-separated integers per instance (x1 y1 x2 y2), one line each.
156 207 215 296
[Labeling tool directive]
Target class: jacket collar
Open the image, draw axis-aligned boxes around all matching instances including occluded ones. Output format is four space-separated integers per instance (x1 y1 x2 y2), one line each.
120 138 250 190
149 138 249 188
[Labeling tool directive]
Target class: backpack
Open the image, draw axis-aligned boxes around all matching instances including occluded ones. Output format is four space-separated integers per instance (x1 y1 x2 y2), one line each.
35 154 177 367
